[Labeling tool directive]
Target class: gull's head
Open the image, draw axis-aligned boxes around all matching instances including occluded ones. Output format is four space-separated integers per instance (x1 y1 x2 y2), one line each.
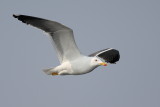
90 57 107 67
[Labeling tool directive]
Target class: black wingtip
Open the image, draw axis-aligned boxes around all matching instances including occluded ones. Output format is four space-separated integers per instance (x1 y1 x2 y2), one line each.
12 14 28 24
105 49 120 64
13 14 19 18
96 49 120 64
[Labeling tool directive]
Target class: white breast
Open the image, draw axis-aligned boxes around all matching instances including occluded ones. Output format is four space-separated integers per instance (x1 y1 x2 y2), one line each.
69 57 97 75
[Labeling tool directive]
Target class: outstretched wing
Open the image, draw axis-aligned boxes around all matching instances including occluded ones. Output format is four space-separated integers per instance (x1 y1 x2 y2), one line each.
89 48 120 64
13 14 81 63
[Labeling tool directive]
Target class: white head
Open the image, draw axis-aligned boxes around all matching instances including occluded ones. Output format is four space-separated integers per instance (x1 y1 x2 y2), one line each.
90 57 107 67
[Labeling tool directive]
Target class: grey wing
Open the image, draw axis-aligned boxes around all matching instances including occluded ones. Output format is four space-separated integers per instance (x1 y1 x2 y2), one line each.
13 14 81 63
89 48 120 64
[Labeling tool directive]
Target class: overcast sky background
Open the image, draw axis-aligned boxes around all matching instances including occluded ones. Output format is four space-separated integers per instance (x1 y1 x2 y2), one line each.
1 0 160 107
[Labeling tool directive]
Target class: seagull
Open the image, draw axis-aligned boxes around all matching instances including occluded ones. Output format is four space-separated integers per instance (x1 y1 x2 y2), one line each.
13 14 120 76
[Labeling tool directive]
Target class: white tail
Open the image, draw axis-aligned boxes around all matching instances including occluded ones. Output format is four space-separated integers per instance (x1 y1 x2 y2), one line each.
43 68 55 75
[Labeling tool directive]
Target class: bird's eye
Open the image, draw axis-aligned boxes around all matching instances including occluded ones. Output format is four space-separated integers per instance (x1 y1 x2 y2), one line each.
95 59 98 61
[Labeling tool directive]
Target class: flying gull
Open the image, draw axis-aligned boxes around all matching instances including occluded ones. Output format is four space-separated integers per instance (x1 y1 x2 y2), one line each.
13 14 120 76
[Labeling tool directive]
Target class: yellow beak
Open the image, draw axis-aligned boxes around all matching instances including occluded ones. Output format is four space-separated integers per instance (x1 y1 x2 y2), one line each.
100 62 107 66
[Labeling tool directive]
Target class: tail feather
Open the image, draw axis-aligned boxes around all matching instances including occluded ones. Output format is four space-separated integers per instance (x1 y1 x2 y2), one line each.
43 68 55 75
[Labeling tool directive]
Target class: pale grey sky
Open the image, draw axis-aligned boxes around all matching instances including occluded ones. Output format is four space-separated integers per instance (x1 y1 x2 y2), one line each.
1 0 160 107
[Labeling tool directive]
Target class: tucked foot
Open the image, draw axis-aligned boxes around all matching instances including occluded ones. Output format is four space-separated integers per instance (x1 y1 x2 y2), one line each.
51 72 59 76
